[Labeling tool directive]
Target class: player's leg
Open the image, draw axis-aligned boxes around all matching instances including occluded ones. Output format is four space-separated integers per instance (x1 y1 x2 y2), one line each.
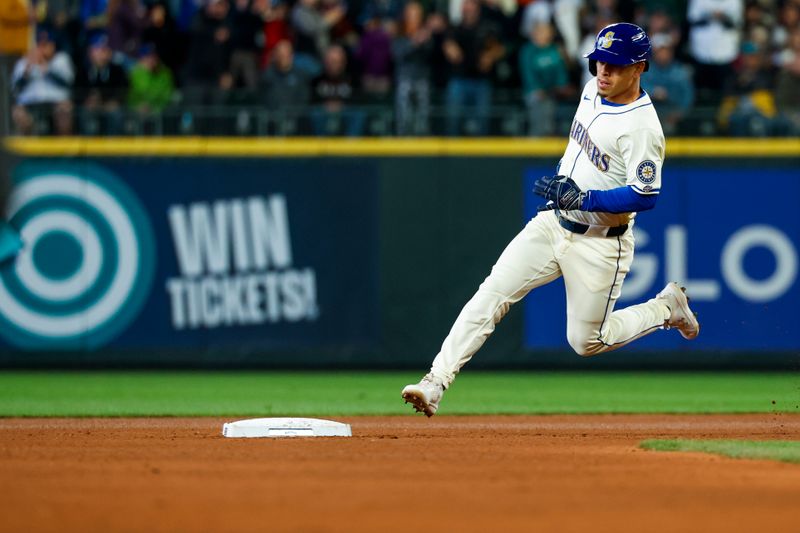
402 212 563 415
560 231 672 356
432 213 563 383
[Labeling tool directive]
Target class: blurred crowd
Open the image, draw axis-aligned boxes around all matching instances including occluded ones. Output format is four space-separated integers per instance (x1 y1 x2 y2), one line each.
1 0 799 136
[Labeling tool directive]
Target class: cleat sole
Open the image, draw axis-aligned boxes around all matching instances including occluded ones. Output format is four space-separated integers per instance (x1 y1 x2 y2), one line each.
401 390 436 418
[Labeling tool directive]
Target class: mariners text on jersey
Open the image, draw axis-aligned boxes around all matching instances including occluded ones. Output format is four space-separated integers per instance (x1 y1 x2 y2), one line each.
558 79 665 227
569 119 611 172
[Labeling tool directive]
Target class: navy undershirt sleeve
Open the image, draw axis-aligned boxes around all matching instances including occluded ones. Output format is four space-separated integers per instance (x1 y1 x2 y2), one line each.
581 185 657 213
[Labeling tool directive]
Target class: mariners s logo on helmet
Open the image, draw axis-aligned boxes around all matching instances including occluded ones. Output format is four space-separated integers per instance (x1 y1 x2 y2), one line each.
598 31 621 49
0 163 155 349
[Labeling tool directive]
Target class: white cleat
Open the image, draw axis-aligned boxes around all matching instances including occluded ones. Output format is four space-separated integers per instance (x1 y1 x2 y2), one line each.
657 282 700 340
401 373 444 417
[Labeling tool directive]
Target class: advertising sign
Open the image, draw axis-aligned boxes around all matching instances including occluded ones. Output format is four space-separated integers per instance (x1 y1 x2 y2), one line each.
523 165 800 351
0 160 379 352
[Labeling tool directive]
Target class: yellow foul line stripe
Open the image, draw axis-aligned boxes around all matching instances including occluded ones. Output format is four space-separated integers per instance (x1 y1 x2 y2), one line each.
5 137 800 157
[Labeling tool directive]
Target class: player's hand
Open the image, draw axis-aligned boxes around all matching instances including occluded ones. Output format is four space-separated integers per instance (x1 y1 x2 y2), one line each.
533 175 586 211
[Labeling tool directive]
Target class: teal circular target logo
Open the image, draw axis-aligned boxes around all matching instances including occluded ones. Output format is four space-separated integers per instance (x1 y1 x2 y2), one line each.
0 163 155 349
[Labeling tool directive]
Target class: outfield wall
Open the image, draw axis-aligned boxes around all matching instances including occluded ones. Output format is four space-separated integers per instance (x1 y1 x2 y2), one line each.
1 138 799 368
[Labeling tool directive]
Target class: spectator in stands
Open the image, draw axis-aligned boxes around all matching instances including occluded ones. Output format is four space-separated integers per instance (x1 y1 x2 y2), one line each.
452 0 513 28
107 0 146 63
519 0 553 40
480 0 515 42
311 44 364 136
175 0 202 32
775 28 800 133
479 0 515 89
426 10 450 90
291 0 345 76
141 1 181 74
322 0 358 48
0 0 31 68
644 7 681 48
36 0 82 58
182 0 233 106
11 28 75 135
641 33 694 135
230 0 266 91
392 1 433 134
553 0 583 63
444 0 505 135
0 0 33 135
259 0 291 69
262 40 311 110
13 0 800 138
743 0 774 52
128 43 174 113
355 16 394 98
718 41 779 136
580 0 619 38
80 0 109 40
687 0 744 105
519 21 569 136
743 0 773 35
773 0 800 64
359 0 404 25
76 33 128 133
520 0 582 63
643 0 683 22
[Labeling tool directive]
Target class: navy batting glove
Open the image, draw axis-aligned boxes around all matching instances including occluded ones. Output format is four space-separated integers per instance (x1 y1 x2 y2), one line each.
533 175 587 211
533 175 558 198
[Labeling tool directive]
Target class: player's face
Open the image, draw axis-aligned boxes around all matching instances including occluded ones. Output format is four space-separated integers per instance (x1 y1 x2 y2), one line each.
595 61 645 104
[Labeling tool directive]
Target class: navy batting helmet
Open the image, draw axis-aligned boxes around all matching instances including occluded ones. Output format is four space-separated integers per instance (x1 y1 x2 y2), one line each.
584 22 651 76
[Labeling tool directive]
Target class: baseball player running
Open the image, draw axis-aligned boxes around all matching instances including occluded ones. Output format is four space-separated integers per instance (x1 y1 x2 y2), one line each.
402 22 700 417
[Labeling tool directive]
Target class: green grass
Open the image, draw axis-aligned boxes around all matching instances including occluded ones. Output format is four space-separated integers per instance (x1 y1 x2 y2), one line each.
641 439 800 464
0 371 798 417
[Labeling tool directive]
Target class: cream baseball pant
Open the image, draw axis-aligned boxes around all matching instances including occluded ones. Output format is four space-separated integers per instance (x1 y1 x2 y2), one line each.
430 210 670 388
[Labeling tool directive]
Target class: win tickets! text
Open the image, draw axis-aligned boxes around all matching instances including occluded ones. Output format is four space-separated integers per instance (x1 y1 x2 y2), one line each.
165 195 319 330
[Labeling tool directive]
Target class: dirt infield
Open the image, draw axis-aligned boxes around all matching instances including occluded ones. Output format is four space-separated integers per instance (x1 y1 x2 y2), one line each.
1 415 799 533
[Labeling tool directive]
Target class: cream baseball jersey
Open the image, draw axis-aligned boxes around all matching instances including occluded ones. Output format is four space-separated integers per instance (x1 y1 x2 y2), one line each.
557 79 665 228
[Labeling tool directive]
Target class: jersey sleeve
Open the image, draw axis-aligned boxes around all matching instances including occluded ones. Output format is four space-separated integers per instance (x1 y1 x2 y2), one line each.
619 128 665 195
